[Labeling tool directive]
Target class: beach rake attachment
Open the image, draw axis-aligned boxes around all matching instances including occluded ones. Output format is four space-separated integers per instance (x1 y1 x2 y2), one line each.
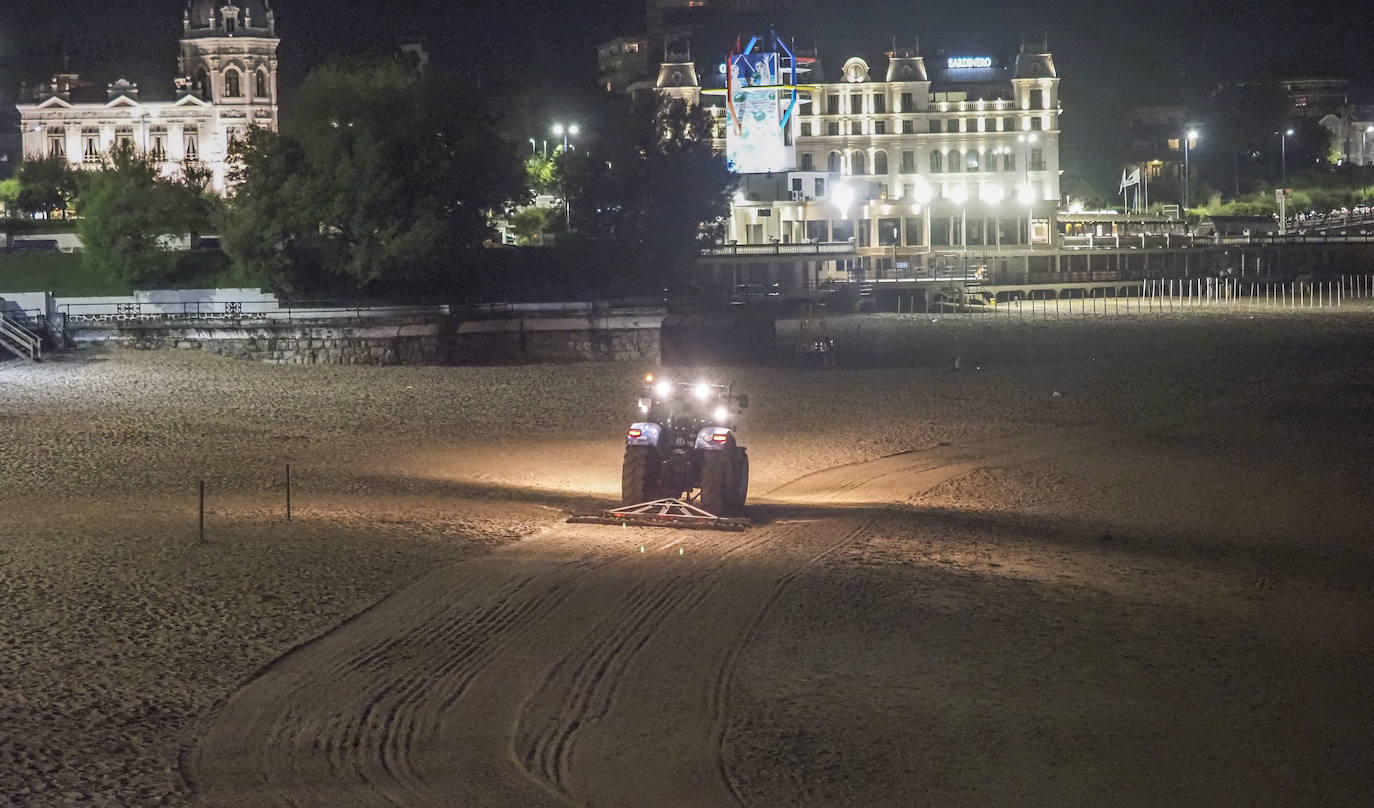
568 498 750 531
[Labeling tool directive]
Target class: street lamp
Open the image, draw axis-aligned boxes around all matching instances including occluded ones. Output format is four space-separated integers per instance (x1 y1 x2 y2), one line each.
948 182 968 254
1017 184 1035 247
1017 133 1038 187
1279 128 1294 183
551 123 579 229
1182 129 1198 210
552 122 579 153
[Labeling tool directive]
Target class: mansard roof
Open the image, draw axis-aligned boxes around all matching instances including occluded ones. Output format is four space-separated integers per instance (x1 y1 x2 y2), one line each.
186 0 277 37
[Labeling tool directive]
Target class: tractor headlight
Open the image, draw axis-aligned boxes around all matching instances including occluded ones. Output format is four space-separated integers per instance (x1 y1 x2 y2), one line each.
654 381 672 398
694 383 711 401
713 406 730 424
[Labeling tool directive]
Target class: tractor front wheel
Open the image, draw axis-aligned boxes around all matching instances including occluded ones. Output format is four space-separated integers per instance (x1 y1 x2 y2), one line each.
699 449 736 516
622 445 660 505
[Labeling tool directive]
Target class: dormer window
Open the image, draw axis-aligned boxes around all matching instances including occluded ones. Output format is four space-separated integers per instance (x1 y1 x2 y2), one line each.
226 17 236 35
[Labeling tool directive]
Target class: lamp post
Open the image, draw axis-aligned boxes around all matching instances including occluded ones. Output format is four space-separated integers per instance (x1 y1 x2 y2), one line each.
1017 184 1035 248
1279 128 1294 183
1182 129 1198 210
949 182 969 276
1363 125 1373 166
831 182 855 278
552 122 578 154
551 123 579 229
1017 132 1037 188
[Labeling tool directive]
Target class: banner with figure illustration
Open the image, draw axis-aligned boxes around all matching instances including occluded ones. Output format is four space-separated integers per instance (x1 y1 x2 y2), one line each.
727 88 784 174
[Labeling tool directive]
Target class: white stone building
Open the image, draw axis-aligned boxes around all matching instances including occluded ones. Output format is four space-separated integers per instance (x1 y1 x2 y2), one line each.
16 1 280 194
659 41 1064 286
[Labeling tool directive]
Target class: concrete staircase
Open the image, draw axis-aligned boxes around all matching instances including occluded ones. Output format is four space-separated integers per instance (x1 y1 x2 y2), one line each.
0 313 42 361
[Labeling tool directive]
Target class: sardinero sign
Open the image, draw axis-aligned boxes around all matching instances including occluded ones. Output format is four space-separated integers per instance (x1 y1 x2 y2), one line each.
947 56 993 69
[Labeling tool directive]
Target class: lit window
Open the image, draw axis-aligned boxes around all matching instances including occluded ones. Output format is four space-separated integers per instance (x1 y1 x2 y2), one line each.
224 70 241 98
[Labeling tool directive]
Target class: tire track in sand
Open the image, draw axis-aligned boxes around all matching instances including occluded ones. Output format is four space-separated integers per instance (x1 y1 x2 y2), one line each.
193 425 1116 807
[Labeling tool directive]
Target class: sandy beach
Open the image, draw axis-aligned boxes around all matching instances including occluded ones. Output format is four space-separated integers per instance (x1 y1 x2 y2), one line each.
3 308 1372 806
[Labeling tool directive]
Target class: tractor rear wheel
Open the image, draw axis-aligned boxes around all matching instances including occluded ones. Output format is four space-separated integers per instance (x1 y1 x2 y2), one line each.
622 445 660 505
699 450 735 515
728 448 749 511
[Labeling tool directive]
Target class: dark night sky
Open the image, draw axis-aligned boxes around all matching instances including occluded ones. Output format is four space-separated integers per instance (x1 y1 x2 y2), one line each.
3 0 1372 135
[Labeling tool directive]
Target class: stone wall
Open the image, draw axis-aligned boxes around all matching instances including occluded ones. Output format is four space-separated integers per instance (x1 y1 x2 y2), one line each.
68 314 662 365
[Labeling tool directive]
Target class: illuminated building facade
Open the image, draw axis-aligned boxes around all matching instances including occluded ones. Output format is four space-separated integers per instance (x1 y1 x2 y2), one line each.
660 39 1063 286
15 1 280 194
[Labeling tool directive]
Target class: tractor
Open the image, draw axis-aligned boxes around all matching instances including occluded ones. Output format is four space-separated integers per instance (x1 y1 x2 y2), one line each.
621 375 749 516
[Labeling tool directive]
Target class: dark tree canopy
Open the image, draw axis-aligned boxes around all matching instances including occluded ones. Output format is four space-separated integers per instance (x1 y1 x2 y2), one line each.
222 58 526 295
562 96 736 293
75 142 216 284
15 153 79 218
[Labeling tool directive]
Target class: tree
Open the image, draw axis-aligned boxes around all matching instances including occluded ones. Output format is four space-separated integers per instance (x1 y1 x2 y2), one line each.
0 178 19 215
180 160 214 195
562 95 735 292
15 153 78 218
221 58 526 295
75 142 214 284
524 154 557 196
509 206 549 245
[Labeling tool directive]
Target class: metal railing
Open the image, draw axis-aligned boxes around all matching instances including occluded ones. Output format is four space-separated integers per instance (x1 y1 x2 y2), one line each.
57 300 452 324
0 312 41 361
701 241 858 257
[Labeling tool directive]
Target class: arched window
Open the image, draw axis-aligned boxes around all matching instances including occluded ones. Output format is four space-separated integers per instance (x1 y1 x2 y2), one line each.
828 151 842 173
948 149 961 173
224 69 241 98
851 151 866 175
255 70 268 98
929 150 943 173
966 150 980 171
873 151 888 175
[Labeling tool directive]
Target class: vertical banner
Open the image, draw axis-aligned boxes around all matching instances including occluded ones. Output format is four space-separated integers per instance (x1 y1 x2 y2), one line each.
727 89 783 173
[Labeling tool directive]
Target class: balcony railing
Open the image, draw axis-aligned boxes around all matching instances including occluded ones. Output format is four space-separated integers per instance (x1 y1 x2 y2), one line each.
701 241 858 257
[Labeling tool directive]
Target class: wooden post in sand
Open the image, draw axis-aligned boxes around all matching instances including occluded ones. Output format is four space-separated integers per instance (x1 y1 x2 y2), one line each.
286 464 292 521
198 480 205 542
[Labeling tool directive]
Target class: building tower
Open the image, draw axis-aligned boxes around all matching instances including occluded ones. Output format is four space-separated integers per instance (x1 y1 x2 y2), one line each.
179 1 280 181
